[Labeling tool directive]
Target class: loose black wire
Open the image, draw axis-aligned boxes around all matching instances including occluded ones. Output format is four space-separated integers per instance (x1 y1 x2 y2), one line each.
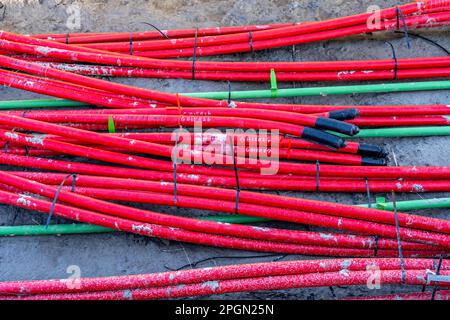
385 41 398 80
141 22 170 39
329 286 337 299
394 31 450 55
165 254 285 271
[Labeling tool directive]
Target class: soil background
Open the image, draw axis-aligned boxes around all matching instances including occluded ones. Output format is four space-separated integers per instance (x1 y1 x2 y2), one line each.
0 0 449 300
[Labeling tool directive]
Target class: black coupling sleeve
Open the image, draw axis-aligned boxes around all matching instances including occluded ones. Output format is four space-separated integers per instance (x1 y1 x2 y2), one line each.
302 127 346 149
315 116 360 136
328 108 359 120
361 157 388 166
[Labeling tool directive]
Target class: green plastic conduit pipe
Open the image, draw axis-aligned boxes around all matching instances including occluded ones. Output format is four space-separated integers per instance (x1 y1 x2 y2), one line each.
1 80 450 110
333 126 450 138
1 197 449 236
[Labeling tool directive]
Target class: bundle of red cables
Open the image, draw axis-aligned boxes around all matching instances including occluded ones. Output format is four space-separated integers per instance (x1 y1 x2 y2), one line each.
0 0 449 300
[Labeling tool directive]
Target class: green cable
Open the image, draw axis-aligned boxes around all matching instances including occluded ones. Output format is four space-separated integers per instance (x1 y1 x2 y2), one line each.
1 82 450 137
332 126 450 138
200 215 269 224
1 80 450 110
0 224 111 236
1 197 448 236
0 215 267 236
0 99 87 109
184 80 450 100
368 196 450 211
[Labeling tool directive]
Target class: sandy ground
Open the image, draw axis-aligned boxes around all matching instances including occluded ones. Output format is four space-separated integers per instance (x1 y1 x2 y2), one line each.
0 0 449 300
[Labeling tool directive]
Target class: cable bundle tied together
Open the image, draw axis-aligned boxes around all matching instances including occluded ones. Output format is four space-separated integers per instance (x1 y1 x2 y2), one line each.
0 258 449 300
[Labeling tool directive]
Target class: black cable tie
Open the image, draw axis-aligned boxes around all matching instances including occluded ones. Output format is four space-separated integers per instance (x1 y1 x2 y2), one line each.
329 286 337 299
385 41 398 80
229 135 240 215
291 44 296 62
431 254 444 300
227 81 232 106
71 175 77 192
65 33 69 45
22 111 27 118
291 44 301 105
373 235 379 257
173 131 179 204
396 7 400 30
365 177 372 208
129 32 133 56
248 32 254 54
3 141 8 154
45 173 77 229
392 191 406 285
24 145 29 156
141 22 170 39
396 7 411 49
315 160 320 192
191 28 199 80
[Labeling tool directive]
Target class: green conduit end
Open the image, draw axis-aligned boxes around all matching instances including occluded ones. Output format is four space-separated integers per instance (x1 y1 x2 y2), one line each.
366 197 450 212
331 126 450 138
1 197 449 237
107 115 116 134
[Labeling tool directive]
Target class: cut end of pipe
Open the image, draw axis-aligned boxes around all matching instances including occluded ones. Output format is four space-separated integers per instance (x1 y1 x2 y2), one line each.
328 109 359 120
302 127 346 149
315 117 360 136
358 143 388 158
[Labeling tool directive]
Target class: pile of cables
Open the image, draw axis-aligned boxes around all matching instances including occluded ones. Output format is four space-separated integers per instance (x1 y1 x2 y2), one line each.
0 0 449 300
0 1 449 83
0 258 448 300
